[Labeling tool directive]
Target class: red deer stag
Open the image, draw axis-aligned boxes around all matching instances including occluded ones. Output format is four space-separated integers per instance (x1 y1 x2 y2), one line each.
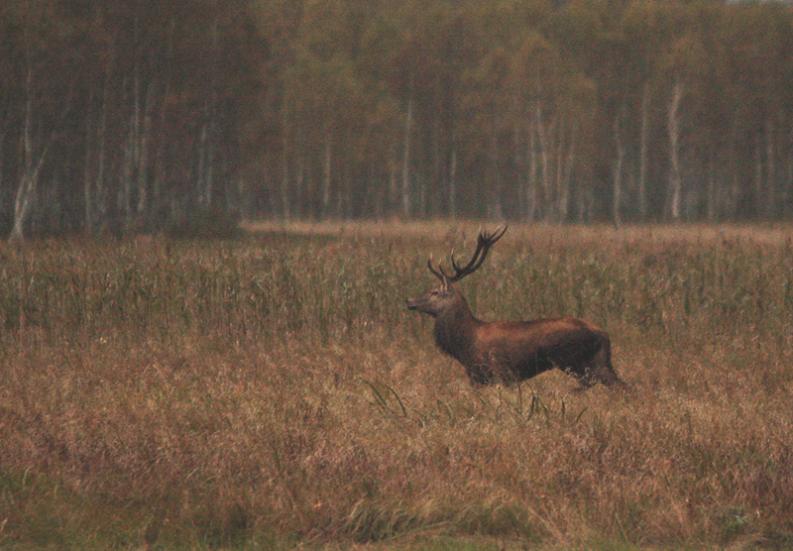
406 226 625 389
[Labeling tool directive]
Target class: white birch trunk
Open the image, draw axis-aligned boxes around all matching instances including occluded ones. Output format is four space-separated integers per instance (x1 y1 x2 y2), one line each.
10 62 50 242
554 115 565 223
535 104 552 221
152 19 174 218
667 81 684 221
706 154 717 222
638 83 650 220
280 114 290 219
197 117 208 205
0 109 7 209
121 70 140 228
95 67 110 225
401 94 413 218
527 117 537 222
754 139 763 218
765 118 775 218
322 131 332 218
137 81 155 214
388 143 398 216
489 117 502 219
612 113 625 228
204 11 219 207
560 122 577 223
295 144 305 219
83 87 95 233
449 141 457 219
787 129 793 218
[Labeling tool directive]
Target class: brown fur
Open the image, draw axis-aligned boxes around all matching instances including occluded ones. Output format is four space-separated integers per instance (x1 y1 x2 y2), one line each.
411 286 623 388
407 227 625 389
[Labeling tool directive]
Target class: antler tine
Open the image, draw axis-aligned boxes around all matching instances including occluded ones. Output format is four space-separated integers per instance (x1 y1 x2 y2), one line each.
444 225 508 282
439 264 453 280
487 224 508 243
449 247 462 273
426 255 446 282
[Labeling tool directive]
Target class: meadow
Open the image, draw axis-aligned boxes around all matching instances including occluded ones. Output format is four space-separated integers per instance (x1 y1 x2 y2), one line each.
1 222 792 550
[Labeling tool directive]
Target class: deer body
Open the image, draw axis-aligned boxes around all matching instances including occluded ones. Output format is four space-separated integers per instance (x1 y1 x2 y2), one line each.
407 227 624 389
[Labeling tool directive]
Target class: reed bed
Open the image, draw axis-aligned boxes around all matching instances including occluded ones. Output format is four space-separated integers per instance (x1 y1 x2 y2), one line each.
1 223 792 549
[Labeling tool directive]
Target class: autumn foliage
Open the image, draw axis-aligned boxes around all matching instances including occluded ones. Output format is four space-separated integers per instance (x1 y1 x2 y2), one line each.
1 1 793 238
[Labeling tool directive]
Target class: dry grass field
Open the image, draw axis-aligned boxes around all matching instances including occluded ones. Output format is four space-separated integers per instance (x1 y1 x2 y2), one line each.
1 222 793 550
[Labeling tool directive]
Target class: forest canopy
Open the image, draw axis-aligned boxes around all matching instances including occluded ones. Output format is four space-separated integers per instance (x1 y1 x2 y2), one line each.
0 0 792 238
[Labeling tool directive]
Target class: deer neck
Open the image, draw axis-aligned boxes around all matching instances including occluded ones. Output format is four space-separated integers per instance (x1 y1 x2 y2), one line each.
433 296 478 362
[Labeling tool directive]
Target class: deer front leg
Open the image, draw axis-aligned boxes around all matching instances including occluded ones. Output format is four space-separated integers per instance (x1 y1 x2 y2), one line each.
464 361 493 386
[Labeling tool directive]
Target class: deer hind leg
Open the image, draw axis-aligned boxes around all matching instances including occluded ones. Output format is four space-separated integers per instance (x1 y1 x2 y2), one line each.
465 362 494 386
569 370 596 392
560 362 597 391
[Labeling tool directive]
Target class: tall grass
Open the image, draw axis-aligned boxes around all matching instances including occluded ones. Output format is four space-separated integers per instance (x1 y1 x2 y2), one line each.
1 224 792 549
1 226 791 342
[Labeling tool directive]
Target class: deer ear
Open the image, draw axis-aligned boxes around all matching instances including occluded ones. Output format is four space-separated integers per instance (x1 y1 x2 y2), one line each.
441 275 450 291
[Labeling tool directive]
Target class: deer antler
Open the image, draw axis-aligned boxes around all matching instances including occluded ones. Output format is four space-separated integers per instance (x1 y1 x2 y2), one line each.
427 255 446 282
427 225 507 283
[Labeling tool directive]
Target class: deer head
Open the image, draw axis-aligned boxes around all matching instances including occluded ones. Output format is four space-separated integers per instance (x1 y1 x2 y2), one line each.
406 225 507 317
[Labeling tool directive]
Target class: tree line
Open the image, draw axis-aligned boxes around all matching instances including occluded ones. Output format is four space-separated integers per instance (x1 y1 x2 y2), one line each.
1 0 792 239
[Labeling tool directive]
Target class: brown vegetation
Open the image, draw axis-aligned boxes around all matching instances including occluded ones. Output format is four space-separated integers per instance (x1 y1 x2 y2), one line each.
1 223 792 549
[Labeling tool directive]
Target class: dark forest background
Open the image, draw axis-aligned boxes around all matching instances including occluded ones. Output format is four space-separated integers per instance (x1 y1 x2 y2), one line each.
1 0 792 239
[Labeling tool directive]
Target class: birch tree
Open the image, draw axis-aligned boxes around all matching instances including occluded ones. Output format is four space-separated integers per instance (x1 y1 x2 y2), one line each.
10 3 71 242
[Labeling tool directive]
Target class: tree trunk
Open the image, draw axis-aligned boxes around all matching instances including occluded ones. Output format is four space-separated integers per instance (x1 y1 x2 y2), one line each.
322 131 332 218
121 71 140 229
727 125 740 218
10 60 51 242
449 138 457 219
83 86 95 234
554 115 566 223
513 122 523 219
0 104 9 221
527 117 538 222
706 153 717 222
787 129 793 219
204 10 219 208
489 116 502 219
560 122 577 223
667 81 684 222
295 143 305 218
612 112 625 229
754 139 763 220
137 81 156 216
95 66 110 229
388 143 398 216
335 151 347 217
197 116 208 205
152 18 174 223
0 128 4 206
535 104 552 221
638 82 650 220
280 107 291 219
431 114 441 217
765 118 776 219
401 93 413 218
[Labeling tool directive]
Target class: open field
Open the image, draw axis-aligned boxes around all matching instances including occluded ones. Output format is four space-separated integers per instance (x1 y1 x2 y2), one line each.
1 222 793 549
